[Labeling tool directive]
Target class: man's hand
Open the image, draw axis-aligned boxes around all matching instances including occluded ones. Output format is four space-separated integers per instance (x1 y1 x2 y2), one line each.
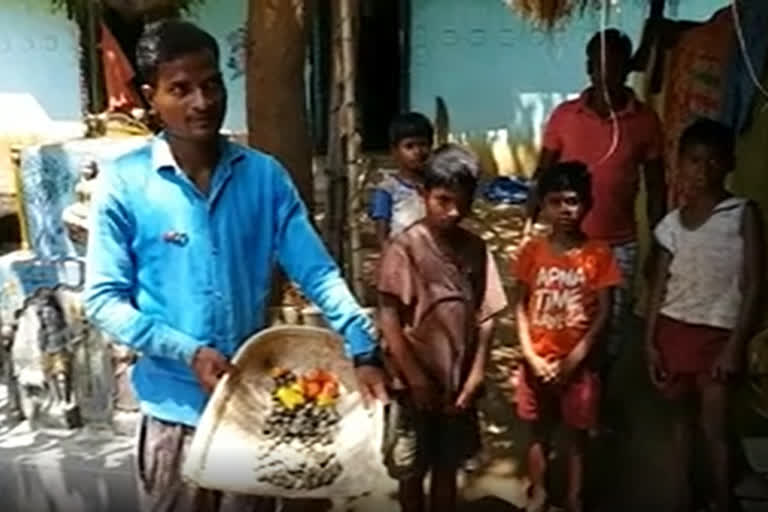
712 343 744 382
646 343 667 388
354 365 389 408
191 347 235 394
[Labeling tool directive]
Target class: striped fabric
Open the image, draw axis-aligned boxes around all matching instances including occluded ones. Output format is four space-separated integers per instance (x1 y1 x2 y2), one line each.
605 240 639 359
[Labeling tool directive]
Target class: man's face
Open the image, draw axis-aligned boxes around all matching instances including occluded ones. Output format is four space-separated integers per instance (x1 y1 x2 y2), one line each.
587 45 628 94
392 136 431 174
143 49 227 142
423 185 472 232
541 190 586 233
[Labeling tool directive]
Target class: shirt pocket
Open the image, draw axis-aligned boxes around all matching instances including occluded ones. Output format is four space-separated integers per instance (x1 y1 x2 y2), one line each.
132 216 202 288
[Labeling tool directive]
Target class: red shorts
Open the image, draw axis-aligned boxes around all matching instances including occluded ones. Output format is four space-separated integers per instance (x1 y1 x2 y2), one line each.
515 363 600 430
654 315 731 399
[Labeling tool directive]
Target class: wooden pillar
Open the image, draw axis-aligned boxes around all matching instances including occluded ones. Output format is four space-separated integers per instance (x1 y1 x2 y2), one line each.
246 0 315 211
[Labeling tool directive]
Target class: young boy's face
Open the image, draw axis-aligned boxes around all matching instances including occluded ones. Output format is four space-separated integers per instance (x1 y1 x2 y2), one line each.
679 143 729 197
423 186 472 232
392 136 431 174
541 190 586 233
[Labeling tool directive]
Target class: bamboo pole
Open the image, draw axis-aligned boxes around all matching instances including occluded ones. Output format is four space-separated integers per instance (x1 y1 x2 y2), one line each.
324 2 345 263
338 0 365 299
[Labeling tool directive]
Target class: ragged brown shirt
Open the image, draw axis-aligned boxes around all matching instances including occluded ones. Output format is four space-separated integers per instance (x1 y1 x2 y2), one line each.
377 222 508 397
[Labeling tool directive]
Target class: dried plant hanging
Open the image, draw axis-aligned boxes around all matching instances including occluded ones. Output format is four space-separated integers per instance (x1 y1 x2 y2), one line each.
49 0 205 21
505 0 642 31
505 0 583 30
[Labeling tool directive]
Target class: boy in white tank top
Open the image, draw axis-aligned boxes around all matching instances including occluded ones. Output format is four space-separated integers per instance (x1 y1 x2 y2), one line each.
645 119 765 512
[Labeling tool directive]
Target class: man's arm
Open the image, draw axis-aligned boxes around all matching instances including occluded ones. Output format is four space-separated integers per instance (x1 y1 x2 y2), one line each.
84 168 207 365
527 148 561 219
271 160 377 359
644 241 673 387
536 148 561 178
644 157 667 230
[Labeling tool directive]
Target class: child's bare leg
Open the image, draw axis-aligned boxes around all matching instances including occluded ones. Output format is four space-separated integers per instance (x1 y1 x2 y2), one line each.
526 425 549 512
564 428 587 512
398 475 426 512
700 381 731 512
669 408 693 512
429 465 458 512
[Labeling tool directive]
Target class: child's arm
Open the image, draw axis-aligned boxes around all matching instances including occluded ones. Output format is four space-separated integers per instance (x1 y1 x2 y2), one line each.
559 288 612 380
378 293 437 409
713 202 765 380
368 187 393 251
516 284 558 382
374 220 391 251
455 316 495 410
644 241 673 387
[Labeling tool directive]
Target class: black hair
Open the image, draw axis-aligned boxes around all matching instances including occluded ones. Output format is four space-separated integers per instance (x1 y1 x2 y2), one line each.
423 144 480 197
389 112 434 147
679 118 735 163
537 161 593 210
136 21 220 85
586 29 633 63
35 291 67 331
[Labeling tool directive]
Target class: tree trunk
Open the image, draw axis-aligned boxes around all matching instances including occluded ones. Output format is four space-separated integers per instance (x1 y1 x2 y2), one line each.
246 0 315 311
246 0 314 210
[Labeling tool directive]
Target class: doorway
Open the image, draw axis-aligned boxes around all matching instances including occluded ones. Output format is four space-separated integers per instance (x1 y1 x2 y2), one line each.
358 0 409 151
309 0 410 153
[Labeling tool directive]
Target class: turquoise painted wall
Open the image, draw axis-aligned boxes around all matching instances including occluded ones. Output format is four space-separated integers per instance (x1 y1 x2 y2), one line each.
0 0 249 132
0 0 81 123
189 0 248 133
409 0 730 144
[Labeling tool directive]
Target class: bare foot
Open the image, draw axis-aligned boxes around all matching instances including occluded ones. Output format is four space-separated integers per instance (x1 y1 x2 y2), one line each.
565 496 582 512
526 485 548 512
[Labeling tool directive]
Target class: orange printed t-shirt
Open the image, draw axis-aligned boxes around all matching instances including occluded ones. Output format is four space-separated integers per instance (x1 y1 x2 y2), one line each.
515 238 622 359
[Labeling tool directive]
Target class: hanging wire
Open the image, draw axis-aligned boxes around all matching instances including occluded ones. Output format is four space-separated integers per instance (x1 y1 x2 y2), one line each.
730 0 768 108
596 0 621 165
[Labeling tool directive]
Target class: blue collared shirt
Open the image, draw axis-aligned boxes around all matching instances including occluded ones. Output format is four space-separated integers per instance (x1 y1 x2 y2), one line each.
84 136 377 427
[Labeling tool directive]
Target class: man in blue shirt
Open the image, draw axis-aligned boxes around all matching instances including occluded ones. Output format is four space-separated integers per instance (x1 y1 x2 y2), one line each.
84 21 387 512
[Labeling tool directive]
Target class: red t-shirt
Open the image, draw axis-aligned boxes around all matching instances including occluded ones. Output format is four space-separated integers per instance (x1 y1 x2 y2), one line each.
542 90 663 244
515 238 622 359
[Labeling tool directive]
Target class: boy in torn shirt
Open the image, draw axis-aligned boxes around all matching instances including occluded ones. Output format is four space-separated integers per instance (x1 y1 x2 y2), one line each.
377 144 507 512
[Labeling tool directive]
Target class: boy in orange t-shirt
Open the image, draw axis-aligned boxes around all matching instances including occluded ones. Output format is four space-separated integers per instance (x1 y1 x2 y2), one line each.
514 162 622 512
